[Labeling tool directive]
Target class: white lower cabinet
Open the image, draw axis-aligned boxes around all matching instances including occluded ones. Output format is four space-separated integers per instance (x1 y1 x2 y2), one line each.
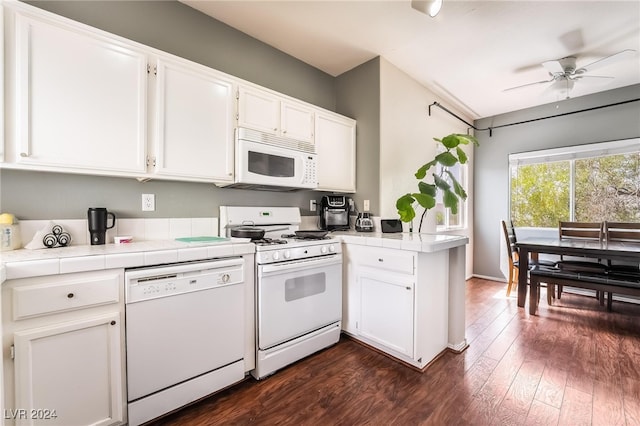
343 243 449 369
2 270 126 426
359 269 414 357
13 313 123 426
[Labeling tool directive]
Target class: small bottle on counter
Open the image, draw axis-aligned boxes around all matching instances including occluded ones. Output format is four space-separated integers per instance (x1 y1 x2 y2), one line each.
0 213 22 251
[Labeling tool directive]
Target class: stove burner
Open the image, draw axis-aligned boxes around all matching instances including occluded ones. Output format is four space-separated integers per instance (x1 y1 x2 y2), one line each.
253 238 288 246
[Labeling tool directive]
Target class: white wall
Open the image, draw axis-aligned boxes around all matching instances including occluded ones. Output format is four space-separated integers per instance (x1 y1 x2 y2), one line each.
379 58 475 277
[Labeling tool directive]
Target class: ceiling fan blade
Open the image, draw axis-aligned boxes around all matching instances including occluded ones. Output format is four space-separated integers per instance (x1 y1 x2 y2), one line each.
576 49 637 73
571 74 615 86
503 79 554 92
542 60 564 74
572 75 614 80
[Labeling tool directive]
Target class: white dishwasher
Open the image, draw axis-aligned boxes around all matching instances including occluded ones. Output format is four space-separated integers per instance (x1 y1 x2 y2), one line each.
125 258 245 426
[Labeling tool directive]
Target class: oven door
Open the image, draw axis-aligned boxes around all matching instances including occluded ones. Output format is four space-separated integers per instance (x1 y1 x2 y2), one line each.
236 139 317 189
257 255 342 349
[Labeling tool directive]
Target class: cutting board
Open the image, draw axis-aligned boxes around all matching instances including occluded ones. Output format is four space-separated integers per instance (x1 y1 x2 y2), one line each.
175 236 230 243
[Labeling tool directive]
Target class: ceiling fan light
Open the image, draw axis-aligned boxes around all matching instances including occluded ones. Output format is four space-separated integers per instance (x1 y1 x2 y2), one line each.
411 0 443 17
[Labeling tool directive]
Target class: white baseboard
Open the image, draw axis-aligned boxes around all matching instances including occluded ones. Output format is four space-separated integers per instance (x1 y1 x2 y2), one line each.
471 274 507 283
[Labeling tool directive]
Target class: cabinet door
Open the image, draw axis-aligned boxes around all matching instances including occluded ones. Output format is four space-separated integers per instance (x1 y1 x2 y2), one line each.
341 245 360 334
13 312 124 426
281 101 314 143
237 86 280 135
153 57 235 182
358 269 414 357
13 10 147 175
315 113 356 192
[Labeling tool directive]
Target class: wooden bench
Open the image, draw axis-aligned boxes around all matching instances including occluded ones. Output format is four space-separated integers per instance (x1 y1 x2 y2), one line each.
529 266 640 315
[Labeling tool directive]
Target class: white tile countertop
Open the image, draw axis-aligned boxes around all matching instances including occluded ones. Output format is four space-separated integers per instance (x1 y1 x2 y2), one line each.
334 231 468 252
0 238 255 282
0 232 468 283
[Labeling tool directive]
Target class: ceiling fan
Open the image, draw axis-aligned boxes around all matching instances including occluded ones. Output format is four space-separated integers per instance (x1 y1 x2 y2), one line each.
503 49 637 98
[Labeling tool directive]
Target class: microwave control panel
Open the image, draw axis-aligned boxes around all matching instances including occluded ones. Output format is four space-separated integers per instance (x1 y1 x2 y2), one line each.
303 156 317 185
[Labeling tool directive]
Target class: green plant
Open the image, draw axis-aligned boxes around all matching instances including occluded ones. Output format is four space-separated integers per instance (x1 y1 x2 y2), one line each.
396 133 479 232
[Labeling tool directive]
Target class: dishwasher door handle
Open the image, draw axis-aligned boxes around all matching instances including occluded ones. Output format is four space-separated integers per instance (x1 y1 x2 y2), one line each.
125 257 243 281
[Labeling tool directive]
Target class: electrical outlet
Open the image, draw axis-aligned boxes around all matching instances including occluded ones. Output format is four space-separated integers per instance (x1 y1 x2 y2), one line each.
364 199 370 211
142 194 155 211
310 200 317 212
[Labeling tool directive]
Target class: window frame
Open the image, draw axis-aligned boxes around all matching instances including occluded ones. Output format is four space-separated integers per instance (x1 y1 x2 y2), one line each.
508 138 639 226
435 159 469 231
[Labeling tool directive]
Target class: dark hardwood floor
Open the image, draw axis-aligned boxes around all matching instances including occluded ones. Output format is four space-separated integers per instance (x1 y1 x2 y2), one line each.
150 278 640 425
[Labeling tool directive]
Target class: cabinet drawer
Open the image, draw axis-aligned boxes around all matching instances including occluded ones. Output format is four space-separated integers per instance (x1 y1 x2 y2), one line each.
357 247 415 275
12 273 120 320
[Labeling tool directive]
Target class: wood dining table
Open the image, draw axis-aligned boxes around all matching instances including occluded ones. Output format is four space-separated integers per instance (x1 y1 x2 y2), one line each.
515 237 640 308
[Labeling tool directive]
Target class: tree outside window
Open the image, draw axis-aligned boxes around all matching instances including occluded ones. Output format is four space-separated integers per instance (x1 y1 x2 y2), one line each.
510 150 639 227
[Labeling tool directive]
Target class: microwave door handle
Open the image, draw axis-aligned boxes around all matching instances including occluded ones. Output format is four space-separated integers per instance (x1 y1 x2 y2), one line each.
259 255 341 275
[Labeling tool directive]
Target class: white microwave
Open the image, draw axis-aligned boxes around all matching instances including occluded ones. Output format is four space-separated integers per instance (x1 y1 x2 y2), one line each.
220 127 318 190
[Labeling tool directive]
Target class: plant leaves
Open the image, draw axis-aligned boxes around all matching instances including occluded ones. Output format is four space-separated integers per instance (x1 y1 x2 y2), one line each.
456 146 468 164
435 152 458 167
413 192 436 210
443 189 459 214
396 194 416 222
454 134 480 146
433 173 451 191
445 170 467 200
415 160 437 179
418 182 437 197
440 134 461 149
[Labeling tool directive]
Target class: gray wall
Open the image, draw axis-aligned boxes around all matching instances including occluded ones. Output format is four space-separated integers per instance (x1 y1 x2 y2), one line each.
2 1 344 220
473 84 640 279
335 58 381 214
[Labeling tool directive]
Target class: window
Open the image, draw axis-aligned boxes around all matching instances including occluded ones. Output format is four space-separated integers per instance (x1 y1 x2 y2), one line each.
436 161 467 230
509 139 640 227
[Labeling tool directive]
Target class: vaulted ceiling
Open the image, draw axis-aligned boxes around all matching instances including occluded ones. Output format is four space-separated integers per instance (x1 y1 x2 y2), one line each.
181 0 640 119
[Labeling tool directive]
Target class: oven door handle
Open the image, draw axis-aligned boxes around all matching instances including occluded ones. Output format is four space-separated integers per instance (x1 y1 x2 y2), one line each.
259 255 341 275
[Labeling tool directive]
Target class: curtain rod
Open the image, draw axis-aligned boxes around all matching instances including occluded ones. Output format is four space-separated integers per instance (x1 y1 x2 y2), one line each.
428 98 640 137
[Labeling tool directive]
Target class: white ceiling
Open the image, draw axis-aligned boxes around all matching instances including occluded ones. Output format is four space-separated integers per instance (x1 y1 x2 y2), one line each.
182 0 640 119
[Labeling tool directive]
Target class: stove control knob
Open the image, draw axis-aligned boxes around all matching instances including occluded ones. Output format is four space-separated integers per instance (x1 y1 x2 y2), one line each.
273 252 280 260
284 251 291 259
321 246 328 254
329 245 336 253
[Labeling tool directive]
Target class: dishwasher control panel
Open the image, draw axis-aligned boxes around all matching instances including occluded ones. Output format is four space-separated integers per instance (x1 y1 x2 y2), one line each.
125 258 244 303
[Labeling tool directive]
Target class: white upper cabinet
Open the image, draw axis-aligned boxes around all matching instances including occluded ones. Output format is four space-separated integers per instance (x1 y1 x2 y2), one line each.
238 85 315 143
11 7 148 175
280 101 315 142
315 112 356 192
2 2 356 185
237 86 280 135
152 56 235 182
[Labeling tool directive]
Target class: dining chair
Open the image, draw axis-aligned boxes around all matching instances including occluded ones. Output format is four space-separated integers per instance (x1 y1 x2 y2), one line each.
502 220 555 304
557 221 607 301
603 221 640 308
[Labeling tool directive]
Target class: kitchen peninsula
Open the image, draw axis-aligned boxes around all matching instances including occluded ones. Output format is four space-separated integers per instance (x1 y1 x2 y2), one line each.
336 232 469 369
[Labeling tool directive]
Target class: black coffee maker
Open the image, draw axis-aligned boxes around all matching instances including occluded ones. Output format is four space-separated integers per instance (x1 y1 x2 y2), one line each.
319 196 350 231
87 208 116 245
